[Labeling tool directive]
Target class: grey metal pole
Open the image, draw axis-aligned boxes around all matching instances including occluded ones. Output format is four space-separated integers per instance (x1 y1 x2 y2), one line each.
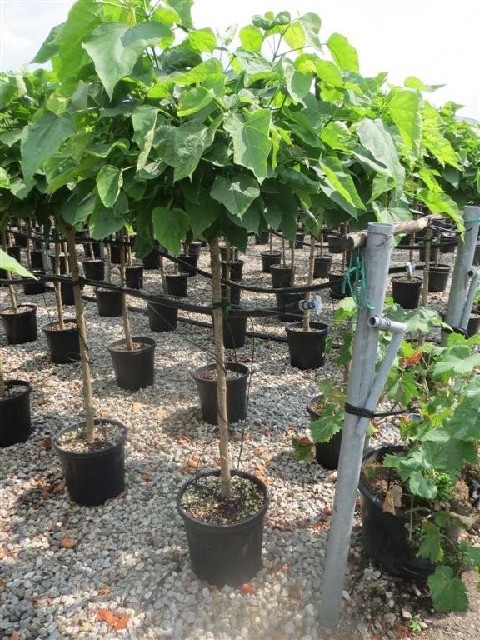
443 206 480 343
319 222 394 629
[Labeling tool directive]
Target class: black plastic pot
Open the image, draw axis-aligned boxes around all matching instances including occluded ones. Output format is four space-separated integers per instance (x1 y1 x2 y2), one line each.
147 298 178 332
270 264 293 288
54 419 127 506
188 241 203 257
108 337 156 391
61 280 75 306
43 320 81 363
50 254 68 275
96 288 123 317
358 446 434 580
110 243 126 265
466 314 480 337
222 283 241 307
178 254 198 276
221 260 243 282
12 231 28 248
22 272 46 296
391 277 423 310
426 266 450 293
220 246 239 261
30 250 45 270
313 256 332 278
142 247 160 270
307 395 342 470
473 244 480 267
193 362 249 425
166 273 188 298
439 235 458 253
125 265 143 290
276 291 303 322
327 235 344 254
328 272 351 300
82 259 105 282
83 241 102 259
419 244 439 263
261 251 281 273
222 312 248 349
0 380 32 447
295 232 305 249
177 469 269 586
255 231 269 245
1 304 37 344
285 321 328 370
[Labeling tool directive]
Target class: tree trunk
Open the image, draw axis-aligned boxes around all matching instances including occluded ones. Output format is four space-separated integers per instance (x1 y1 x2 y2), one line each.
210 237 231 499
65 226 96 443
120 229 133 351
0 347 5 398
54 239 64 330
302 235 317 332
2 232 17 312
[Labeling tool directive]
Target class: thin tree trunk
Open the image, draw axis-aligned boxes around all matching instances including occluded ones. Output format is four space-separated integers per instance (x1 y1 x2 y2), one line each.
159 254 166 293
120 229 133 351
2 233 17 312
65 227 95 443
26 220 32 268
54 239 65 329
210 237 231 499
105 243 112 283
269 231 273 254
302 234 317 332
0 347 5 398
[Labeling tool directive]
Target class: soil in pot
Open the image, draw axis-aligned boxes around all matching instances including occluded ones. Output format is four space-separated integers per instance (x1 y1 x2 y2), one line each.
391 277 423 310
270 264 293 288
221 260 243 282
108 337 156 391
177 469 269 587
42 320 81 363
54 419 127 506
147 298 178 332
285 322 328 370
261 251 281 273
313 256 332 278
82 259 105 282
22 271 46 296
0 380 32 447
166 273 188 298
1 304 37 344
125 265 143 290
222 312 248 349
426 266 450 293
193 362 249 425
358 445 434 580
96 288 123 317
178 254 198 276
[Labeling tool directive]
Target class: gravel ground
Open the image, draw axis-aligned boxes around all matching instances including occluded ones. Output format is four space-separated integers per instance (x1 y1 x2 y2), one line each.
0 234 478 640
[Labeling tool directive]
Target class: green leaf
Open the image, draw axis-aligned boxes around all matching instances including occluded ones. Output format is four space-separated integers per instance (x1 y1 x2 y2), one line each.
284 22 306 49
96 165 122 208
357 118 405 186
132 105 157 171
60 192 97 226
0 248 34 278
422 103 458 168
427 566 468 613
224 109 272 180
418 522 443 562
166 0 193 28
21 112 75 183
299 13 322 50
210 175 260 217
89 194 127 239
317 157 366 210
327 33 359 73
315 59 343 87
388 89 422 154
83 22 171 99
284 64 312 104
321 121 352 151
239 26 263 52
408 470 438 499
152 207 190 255
310 406 343 443
178 87 213 117
0 168 10 189
188 28 216 52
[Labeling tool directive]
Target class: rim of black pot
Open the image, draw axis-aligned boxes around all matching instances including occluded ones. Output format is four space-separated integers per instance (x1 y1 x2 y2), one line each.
260 250 282 256
107 336 156 353
97 287 121 295
418 263 451 271
176 468 269 531
307 394 324 419
1 379 32 404
42 318 78 333
391 276 423 283
1 303 37 316
358 444 406 508
192 361 250 381
53 418 128 457
285 321 329 334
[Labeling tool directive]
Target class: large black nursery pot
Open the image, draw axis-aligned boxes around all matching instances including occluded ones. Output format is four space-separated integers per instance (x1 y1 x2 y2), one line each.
270 264 293 288
326 235 344 254
328 271 352 300
358 446 434 580
42 319 81 363
276 291 303 322
295 232 305 249
125 265 143 290
108 337 156 391
83 240 102 259
313 256 332 278
419 243 439 263
22 271 46 296
255 230 269 245
426 265 450 293
7 245 22 261
110 242 126 265
466 313 480 337
12 231 28 248
30 250 45 270
82 259 105 282
54 419 127 506
1 304 37 344
261 251 281 273
222 311 248 349
177 469 269 587
166 273 188 298
220 245 239 262
147 297 178 332
142 246 160 270
61 280 75 306
188 241 203 257
221 260 243 282
193 362 249 425
285 321 328 370
222 283 241 307
50 254 68 275
96 288 123 317
307 395 342 470
178 254 198 276
0 380 32 447
391 277 422 310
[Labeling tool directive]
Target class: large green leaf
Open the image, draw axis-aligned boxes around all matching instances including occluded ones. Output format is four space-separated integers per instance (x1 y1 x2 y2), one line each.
388 89 422 154
224 109 272 180
318 157 366 211
96 165 122 208
89 192 128 239
211 175 260 218
21 111 75 183
177 87 213 117
239 26 263 52
284 22 306 49
132 105 158 171
166 0 193 28
60 192 97 226
83 22 171 99
327 33 359 73
152 207 190 255
427 566 468 613
356 118 405 187
422 103 459 168
188 28 216 52
0 248 35 278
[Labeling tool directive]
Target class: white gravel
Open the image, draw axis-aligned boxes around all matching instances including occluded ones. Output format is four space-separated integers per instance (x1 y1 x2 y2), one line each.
0 235 471 640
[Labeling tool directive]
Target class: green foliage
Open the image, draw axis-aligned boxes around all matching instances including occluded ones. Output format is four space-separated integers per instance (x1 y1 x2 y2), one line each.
427 566 468 613
0 248 35 278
